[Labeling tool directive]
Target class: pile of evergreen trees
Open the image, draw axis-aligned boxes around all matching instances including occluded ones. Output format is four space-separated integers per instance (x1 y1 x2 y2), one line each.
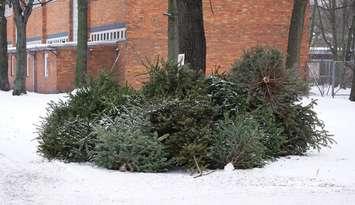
37 47 334 173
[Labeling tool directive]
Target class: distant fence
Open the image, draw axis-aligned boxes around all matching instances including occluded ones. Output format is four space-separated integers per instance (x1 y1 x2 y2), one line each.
308 60 353 97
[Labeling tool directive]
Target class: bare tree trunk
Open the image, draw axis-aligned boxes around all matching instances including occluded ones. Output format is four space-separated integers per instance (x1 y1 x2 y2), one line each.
176 0 206 73
0 0 9 91
309 1 317 46
10 0 35 95
286 0 308 70
350 71 355 101
168 0 179 61
75 0 88 87
350 2 355 101
13 22 27 95
345 15 355 92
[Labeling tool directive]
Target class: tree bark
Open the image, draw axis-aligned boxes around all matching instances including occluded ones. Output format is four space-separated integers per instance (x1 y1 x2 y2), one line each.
309 1 317 46
168 0 179 61
0 0 9 91
11 0 35 95
13 21 27 95
176 0 206 73
286 0 308 70
75 0 88 87
350 3 355 101
350 70 355 101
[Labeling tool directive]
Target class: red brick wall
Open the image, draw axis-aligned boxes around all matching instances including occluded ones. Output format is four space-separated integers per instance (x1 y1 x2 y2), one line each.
88 45 119 77
121 0 168 87
35 52 58 93
120 0 310 87
46 0 70 37
56 44 119 93
27 7 42 40
204 0 292 73
5 0 310 92
56 48 75 92
6 17 15 45
89 0 127 27
25 54 35 92
8 55 15 87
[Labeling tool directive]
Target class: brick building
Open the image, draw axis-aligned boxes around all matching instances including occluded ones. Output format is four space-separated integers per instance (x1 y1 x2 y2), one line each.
6 0 309 93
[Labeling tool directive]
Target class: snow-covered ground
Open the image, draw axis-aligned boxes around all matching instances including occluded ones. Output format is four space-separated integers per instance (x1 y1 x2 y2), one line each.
0 90 355 205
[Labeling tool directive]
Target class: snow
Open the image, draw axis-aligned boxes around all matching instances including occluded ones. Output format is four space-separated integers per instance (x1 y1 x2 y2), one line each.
1 90 355 205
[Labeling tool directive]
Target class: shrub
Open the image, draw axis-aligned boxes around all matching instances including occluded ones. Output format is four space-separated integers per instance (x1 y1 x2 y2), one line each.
229 47 306 111
206 75 247 118
229 47 333 156
37 72 138 162
142 59 205 99
38 48 334 173
279 100 335 155
69 73 140 119
37 102 96 162
147 97 216 170
208 115 266 169
94 108 171 172
251 107 285 158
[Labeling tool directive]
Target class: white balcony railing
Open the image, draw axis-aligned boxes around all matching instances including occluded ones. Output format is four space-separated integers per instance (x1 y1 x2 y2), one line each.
89 28 127 43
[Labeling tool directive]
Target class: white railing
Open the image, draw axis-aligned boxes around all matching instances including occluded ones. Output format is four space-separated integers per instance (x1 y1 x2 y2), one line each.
47 36 69 44
89 28 127 43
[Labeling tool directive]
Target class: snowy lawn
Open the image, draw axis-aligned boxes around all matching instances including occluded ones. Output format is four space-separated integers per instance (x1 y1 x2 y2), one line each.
0 90 355 205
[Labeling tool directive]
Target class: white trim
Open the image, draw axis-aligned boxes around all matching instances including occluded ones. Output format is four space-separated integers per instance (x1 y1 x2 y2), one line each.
44 53 49 78
8 41 121 52
73 0 78 42
27 40 42 46
27 54 30 77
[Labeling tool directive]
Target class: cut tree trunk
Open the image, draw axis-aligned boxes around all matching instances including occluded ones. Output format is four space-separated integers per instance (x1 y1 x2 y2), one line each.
286 0 308 71
75 0 88 87
0 0 9 91
13 22 27 95
176 0 206 73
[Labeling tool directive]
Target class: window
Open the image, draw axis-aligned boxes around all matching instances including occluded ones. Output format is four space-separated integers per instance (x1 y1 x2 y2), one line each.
44 53 49 78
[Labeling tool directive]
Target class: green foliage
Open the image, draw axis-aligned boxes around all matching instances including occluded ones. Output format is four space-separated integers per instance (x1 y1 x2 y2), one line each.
147 97 216 170
37 72 138 162
251 107 285 158
69 72 139 119
37 101 96 162
280 100 335 155
208 115 266 169
94 110 171 172
229 47 332 156
142 59 205 99
229 47 306 111
38 50 334 173
206 75 247 118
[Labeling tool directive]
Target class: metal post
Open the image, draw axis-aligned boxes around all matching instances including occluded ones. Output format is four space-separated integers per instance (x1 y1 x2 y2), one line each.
331 61 336 98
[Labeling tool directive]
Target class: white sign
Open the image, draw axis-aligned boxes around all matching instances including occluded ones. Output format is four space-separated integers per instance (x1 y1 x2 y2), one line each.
178 54 185 66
